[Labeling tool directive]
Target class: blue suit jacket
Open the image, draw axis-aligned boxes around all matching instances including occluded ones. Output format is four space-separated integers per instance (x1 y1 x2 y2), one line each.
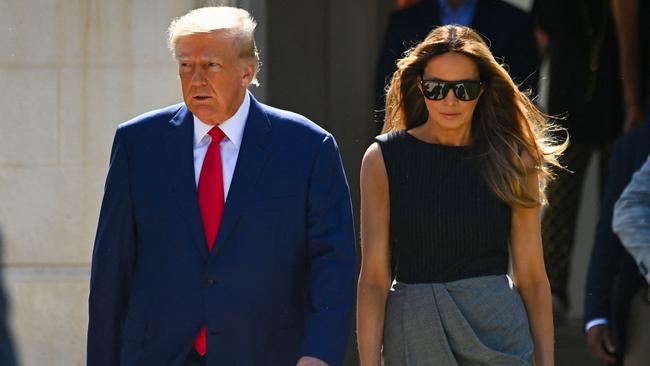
584 121 650 356
87 94 357 366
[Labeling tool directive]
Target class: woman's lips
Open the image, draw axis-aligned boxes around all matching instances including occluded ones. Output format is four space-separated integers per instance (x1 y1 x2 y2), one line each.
440 112 461 119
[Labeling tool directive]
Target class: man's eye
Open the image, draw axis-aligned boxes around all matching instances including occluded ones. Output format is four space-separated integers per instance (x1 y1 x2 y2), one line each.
208 62 220 68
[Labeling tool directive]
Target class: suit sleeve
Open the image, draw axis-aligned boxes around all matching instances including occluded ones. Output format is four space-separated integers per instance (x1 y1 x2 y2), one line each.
613 153 650 284
87 127 137 366
301 134 357 366
583 140 627 324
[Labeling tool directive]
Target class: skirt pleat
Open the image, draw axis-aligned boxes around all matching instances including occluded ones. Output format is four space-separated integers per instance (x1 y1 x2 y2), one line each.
383 275 534 366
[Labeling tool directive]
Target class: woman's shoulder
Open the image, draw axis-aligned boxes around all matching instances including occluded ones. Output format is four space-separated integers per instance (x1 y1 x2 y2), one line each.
375 130 407 145
366 131 408 173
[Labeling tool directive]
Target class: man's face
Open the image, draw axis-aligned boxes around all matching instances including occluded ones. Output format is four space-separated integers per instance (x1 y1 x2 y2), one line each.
175 31 255 125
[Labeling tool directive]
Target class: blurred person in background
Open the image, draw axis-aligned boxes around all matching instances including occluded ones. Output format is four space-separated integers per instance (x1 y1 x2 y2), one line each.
374 0 539 134
584 122 650 365
612 151 650 366
0 228 17 366
583 0 649 363
610 0 649 131
532 0 624 322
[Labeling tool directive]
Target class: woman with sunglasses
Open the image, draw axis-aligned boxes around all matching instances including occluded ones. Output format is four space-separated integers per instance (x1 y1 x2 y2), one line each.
357 25 566 366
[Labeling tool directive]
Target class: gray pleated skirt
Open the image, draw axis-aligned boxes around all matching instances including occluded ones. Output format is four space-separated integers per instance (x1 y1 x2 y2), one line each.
383 275 534 366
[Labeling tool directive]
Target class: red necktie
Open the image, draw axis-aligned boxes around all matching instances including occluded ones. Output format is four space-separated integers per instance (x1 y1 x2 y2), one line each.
194 126 226 356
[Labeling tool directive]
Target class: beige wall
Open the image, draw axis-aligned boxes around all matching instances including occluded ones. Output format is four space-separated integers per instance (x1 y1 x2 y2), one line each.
0 1 193 364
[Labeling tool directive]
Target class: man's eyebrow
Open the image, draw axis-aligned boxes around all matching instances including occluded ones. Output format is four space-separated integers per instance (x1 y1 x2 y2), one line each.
176 55 223 61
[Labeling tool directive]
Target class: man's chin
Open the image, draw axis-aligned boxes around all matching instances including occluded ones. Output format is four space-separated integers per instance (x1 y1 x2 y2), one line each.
188 106 218 124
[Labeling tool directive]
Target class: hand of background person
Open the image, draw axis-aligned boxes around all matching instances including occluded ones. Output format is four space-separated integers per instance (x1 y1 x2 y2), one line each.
533 28 550 56
586 324 618 364
297 356 328 366
622 104 645 133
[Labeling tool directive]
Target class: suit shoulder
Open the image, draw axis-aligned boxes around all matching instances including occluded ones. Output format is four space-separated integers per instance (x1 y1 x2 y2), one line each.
117 103 185 134
615 123 650 158
261 103 331 141
620 123 650 144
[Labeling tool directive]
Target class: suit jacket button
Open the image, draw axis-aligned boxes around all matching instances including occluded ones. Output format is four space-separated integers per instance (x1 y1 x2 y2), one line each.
204 278 216 287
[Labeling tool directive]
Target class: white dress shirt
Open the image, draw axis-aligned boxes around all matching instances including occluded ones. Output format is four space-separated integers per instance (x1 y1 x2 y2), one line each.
585 318 609 332
193 92 250 199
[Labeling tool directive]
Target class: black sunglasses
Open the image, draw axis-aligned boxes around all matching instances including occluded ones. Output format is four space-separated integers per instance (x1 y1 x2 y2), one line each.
420 79 483 101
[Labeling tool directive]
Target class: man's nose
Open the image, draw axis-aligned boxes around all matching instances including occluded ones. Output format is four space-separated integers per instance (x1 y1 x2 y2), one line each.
191 67 207 85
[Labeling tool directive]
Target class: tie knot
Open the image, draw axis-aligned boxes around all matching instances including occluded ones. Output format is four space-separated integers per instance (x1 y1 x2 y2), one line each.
208 127 226 142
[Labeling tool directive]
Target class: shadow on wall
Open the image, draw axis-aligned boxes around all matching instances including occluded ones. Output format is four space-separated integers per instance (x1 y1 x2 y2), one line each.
0 228 17 366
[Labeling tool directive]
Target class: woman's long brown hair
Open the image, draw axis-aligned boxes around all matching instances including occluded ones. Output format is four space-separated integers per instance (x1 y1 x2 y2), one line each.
382 25 567 207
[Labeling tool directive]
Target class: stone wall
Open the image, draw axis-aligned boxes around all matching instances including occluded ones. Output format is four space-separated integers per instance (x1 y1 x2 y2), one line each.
0 1 193 364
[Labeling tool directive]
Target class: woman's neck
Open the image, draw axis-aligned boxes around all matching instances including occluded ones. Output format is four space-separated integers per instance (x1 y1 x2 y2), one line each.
409 123 471 146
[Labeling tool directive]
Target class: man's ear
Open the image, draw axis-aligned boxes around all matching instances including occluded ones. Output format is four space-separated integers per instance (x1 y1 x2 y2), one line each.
241 60 256 87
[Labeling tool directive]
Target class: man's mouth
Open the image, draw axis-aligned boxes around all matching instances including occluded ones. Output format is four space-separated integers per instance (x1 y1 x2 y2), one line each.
193 96 211 101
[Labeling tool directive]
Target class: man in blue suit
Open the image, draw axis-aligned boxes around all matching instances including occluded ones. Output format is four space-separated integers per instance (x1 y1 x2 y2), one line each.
87 6 357 366
584 121 650 364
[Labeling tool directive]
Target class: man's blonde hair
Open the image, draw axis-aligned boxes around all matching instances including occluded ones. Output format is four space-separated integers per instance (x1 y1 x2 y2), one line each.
168 6 260 86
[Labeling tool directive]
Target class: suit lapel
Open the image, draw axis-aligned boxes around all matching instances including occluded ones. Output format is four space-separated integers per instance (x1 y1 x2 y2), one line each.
163 105 210 260
211 95 273 256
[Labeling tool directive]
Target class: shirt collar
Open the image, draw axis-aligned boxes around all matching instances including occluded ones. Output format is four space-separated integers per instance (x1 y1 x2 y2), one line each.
193 91 251 149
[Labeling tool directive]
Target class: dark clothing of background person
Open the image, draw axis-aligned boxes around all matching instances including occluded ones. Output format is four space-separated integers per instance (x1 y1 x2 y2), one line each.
532 0 623 312
0 284 15 366
584 121 650 363
374 0 539 133
639 0 650 105
534 0 622 143
0 230 17 366
628 0 650 113
630 0 650 108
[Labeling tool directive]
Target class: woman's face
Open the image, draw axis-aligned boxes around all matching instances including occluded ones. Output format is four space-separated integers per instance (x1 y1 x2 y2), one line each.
420 52 482 139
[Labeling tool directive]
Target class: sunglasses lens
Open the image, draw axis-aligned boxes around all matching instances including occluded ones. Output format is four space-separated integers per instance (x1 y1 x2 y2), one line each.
422 80 448 100
422 80 481 101
456 81 481 101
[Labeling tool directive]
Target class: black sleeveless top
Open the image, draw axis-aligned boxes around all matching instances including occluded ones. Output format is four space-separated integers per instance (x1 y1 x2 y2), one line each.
376 131 511 283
